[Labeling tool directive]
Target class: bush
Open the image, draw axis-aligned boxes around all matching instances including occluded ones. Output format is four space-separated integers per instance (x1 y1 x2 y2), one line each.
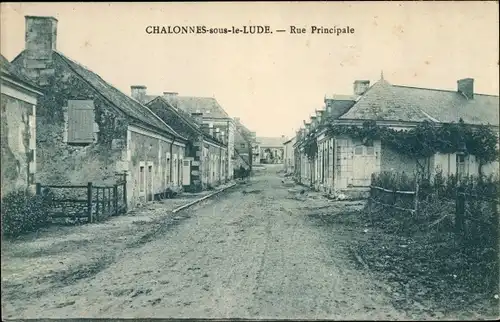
371 171 416 191
1 189 51 238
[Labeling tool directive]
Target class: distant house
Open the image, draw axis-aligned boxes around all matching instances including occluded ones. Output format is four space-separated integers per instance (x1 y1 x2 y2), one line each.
283 136 296 174
257 136 287 164
1 54 43 198
295 77 499 196
144 94 228 191
11 16 188 209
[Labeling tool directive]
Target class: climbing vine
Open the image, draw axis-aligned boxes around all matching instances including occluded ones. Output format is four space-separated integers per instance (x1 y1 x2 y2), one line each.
303 130 319 160
321 119 499 163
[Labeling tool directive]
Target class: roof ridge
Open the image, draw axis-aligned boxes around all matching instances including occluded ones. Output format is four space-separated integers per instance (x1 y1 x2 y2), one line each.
392 84 499 97
55 51 186 140
156 96 201 133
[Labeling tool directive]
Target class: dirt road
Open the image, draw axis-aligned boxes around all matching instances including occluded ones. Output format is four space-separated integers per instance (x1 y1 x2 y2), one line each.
2 167 409 319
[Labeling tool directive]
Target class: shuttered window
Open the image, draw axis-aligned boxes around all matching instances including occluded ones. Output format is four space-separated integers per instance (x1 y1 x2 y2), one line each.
67 100 95 144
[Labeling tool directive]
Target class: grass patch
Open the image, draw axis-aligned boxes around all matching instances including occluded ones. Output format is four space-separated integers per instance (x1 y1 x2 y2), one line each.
354 202 499 319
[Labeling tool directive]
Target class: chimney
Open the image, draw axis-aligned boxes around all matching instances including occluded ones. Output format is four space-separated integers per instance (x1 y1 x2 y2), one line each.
316 110 324 123
24 16 58 84
311 116 317 128
131 85 147 103
191 112 203 126
457 78 474 99
163 91 179 108
353 80 370 96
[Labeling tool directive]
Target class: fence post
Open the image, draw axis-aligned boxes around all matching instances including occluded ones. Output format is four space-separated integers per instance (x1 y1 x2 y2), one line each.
87 182 93 223
368 186 374 227
96 187 100 219
107 187 112 215
113 185 118 216
414 182 419 215
36 183 42 195
455 186 465 244
102 188 106 216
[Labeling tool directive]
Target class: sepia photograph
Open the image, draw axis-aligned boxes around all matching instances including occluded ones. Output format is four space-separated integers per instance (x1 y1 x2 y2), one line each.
1 1 499 320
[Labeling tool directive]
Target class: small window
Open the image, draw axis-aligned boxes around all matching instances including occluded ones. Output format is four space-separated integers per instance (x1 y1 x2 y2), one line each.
184 160 190 166
366 147 375 155
354 146 363 155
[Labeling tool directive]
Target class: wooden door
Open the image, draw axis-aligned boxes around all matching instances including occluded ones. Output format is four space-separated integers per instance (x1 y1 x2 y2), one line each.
351 145 377 187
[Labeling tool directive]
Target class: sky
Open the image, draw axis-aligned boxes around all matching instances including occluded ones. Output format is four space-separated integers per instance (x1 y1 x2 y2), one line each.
1 2 498 138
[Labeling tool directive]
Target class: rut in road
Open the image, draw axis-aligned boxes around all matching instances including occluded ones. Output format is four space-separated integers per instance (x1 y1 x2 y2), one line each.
2 169 408 320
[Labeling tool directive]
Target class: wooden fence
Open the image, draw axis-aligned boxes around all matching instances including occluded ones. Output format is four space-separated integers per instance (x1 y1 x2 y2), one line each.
36 172 127 224
368 182 499 242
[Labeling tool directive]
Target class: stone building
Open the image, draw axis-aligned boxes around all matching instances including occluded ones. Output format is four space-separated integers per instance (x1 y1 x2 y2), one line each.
141 91 236 180
144 94 228 191
1 54 43 198
294 77 500 197
257 136 287 164
283 136 296 174
11 16 188 210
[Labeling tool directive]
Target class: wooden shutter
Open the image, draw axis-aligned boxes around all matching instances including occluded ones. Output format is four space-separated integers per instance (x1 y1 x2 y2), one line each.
67 100 95 143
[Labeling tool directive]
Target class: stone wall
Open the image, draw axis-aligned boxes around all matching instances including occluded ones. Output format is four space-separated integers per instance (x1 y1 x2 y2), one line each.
13 53 129 187
126 130 184 208
1 94 36 197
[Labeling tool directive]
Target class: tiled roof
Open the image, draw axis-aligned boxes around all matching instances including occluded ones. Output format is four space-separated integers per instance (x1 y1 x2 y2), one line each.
257 136 287 147
1 54 42 92
146 96 226 147
165 96 230 119
340 79 499 126
54 52 186 139
235 121 254 143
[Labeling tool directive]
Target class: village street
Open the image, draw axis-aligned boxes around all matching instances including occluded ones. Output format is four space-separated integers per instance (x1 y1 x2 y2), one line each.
2 165 408 320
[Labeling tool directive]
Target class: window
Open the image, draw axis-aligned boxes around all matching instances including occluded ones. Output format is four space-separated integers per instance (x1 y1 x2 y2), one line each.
366 147 375 155
166 156 171 184
240 143 246 149
456 154 466 177
139 166 145 192
354 146 363 155
67 100 95 144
